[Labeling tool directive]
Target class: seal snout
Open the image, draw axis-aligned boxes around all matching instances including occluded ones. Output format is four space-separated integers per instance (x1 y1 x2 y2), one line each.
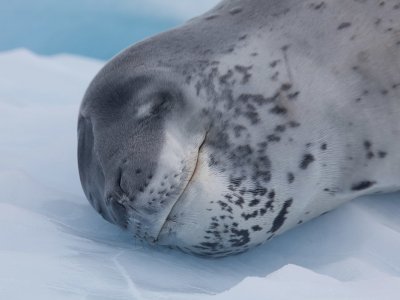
103 159 155 227
118 159 154 197
101 152 191 238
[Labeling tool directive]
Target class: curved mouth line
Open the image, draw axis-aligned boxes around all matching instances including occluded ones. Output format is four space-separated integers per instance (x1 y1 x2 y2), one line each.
153 133 207 242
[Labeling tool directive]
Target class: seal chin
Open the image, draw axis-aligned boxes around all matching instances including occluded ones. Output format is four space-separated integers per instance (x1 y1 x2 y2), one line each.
125 134 206 244
153 147 202 243
153 145 223 252
125 161 197 244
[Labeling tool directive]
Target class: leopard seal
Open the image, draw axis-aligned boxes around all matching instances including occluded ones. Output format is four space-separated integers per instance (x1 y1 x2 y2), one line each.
78 0 400 257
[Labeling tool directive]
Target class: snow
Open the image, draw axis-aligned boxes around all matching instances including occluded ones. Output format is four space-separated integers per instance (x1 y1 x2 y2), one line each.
0 49 400 299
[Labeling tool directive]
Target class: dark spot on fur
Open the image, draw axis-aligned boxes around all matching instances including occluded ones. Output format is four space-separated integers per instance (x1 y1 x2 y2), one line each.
281 83 292 91
311 2 326 10
252 225 263 232
269 198 293 233
219 70 234 85
224 194 232 201
287 172 295 184
270 60 280 68
281 45 290 51
234 197 245 208
364 140 372 149
270 105 287 115
351 181 376 191
233 125 246 138
288 91 300 100
229 228 250 247
249 199 260 207
288 121 300 128
230 176 245 187
264 200 274 211
259 208 267 216
244 111 260 124
321 143 327 150
238 93 276 106
199 242 219 250
378 151 387 158
338 22 352 30
234 65 252 84
268 190 275 200
267 134 281 142
241 210 258 220
275 125 286 132
300 154 315 169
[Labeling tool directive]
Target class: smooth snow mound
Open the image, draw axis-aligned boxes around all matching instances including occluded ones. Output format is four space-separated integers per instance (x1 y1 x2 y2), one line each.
0 49 399 300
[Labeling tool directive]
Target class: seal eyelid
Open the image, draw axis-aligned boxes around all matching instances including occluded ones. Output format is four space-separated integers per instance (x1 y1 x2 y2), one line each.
135 91 174 119
149 91 174 115
135 101 155 119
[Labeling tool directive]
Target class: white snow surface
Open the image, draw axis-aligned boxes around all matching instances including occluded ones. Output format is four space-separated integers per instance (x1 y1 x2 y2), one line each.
1 49 400 300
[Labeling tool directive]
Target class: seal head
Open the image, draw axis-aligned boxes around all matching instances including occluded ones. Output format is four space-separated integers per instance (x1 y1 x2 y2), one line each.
78 67 208 243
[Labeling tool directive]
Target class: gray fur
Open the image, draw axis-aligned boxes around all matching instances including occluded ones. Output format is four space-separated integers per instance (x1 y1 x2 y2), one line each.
78 0 400 257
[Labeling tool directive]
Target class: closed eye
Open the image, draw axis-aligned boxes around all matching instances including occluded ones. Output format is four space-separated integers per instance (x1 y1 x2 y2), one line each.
136 102 154 118
136 91 173 118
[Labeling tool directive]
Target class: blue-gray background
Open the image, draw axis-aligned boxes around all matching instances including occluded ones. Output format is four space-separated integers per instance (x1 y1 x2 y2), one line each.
1 0 219 60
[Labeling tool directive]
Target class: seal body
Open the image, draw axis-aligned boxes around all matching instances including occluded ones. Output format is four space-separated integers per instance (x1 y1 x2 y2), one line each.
78 0 400 257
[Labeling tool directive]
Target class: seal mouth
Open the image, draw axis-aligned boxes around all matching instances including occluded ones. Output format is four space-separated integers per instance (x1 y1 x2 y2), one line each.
153 133 207 243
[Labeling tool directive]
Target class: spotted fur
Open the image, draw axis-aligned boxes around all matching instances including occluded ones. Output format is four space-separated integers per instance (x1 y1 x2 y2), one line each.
78 0 400 257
